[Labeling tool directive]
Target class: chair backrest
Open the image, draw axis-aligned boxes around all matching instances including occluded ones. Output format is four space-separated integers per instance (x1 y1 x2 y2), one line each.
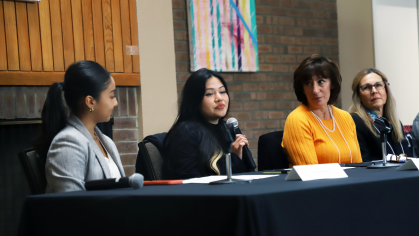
257 130 289 171
403 125 412 134
137 141 165 180
18 148 46 195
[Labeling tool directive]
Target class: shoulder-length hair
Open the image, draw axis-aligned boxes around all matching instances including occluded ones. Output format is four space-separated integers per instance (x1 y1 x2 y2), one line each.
293 54 342 106
348 68 404 142
164 68 230 176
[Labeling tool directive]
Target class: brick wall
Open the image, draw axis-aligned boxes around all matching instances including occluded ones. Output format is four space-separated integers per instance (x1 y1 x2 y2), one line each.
172 0 339 163
0 86 139 175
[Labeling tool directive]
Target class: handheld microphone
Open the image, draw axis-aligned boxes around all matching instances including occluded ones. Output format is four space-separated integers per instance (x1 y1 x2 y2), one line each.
226 118 257 170
85 173 144 191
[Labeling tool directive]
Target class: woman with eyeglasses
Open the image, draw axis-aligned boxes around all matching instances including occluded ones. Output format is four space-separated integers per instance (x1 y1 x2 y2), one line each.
282 54 362 166
349 68 413 162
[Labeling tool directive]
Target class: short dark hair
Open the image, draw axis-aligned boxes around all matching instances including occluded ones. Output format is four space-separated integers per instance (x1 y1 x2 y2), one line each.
293 54 342 105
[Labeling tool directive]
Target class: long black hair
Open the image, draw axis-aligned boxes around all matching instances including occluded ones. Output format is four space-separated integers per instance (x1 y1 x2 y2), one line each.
35 60 111 159
164 68 230 176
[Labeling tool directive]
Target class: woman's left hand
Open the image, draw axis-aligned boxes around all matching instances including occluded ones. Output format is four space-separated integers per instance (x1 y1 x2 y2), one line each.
231 134 249 160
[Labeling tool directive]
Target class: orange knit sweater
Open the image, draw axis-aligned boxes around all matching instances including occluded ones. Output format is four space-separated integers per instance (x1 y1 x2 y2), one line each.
282 104 362 166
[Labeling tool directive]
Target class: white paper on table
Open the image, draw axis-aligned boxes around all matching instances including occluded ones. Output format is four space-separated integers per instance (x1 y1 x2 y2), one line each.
285 163 348 181
183 175 278 184
342 167 355 170
397 159 419 170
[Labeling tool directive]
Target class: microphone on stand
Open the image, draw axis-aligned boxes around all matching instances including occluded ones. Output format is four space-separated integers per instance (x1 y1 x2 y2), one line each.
209 122 251 185
367 117 400 168
85 173 144 190
226 118 257 171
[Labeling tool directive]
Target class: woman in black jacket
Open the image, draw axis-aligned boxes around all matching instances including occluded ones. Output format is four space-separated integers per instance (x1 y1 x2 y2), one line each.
349 68 412 162
163 68 253 179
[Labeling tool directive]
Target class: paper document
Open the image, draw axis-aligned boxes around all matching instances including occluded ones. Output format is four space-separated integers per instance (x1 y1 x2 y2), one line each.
183 175 278 184
342 167 355 170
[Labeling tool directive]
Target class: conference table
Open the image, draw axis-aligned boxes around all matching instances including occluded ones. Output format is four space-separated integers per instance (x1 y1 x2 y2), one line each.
18 167 419 236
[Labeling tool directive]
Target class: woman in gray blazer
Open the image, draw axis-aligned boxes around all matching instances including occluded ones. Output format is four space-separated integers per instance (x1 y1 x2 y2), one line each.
35 61 125 193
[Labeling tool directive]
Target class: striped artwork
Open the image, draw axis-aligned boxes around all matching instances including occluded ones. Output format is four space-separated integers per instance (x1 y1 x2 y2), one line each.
187 0 259 72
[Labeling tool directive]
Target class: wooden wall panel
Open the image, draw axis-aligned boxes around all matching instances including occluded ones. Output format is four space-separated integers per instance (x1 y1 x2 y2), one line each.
27 2 43 71
102 0 115 72
16 2 31 71
49 0 65 71
61 0 75 69
129 0 139 73
0 71 140 86
82 0 95 61
92 0 105 67
111 0 123 72
72 0 85 62
0 1 8 70
3 1 19 71
0 0 140 86
38 0 54 71
120 0 132 73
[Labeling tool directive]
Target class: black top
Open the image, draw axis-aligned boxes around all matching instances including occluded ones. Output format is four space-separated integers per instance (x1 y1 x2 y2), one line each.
163 120 248 179
351 113 413 161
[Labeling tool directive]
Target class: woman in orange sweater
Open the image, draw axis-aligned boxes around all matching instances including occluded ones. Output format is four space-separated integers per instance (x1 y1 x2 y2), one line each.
282 55 362 166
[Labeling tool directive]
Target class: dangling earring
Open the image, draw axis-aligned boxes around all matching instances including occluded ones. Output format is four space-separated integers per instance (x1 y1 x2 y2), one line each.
90 107 94 113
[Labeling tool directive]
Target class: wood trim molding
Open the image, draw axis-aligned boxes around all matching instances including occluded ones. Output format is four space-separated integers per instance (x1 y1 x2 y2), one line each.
0 71 140 86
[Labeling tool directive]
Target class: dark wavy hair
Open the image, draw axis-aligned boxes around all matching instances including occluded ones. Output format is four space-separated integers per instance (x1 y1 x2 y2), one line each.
163 68 230 176
35 60 111 159
293 54 342 105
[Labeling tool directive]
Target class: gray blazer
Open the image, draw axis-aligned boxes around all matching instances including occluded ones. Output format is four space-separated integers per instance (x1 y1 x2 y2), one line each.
412 112 419 156
45 114 126 193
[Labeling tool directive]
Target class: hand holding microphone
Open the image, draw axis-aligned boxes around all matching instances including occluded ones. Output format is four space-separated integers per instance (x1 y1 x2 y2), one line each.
231 134 249 159
226 118 257 170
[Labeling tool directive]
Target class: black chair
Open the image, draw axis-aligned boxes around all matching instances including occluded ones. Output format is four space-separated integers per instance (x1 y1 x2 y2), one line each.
257 130 289 171
137 141 165 180
18 148 46 195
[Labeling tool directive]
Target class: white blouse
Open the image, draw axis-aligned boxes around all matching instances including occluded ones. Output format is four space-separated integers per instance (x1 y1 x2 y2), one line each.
104 151 122 179
97 133 122 179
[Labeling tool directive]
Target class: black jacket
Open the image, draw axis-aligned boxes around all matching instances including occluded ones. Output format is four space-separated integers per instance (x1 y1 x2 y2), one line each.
411 112 419 156
163 120 249 179
351 113 413 162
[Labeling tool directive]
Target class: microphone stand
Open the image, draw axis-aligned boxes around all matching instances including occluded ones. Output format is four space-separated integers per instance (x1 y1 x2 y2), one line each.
367 132 401 169
209 123 251 185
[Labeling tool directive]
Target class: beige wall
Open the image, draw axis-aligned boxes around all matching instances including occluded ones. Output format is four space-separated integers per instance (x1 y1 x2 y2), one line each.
372 0 419 125
337 0 375 111
136 0 178 140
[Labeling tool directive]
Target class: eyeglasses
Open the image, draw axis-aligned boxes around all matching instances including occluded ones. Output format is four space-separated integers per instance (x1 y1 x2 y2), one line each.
389 154 407 163
359 81 386 93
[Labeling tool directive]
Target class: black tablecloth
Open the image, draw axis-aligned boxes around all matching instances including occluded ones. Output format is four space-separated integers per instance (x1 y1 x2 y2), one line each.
19 168 419 236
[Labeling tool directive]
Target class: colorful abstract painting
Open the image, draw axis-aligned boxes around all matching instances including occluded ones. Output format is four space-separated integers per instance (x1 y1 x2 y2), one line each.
187 0 259 72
